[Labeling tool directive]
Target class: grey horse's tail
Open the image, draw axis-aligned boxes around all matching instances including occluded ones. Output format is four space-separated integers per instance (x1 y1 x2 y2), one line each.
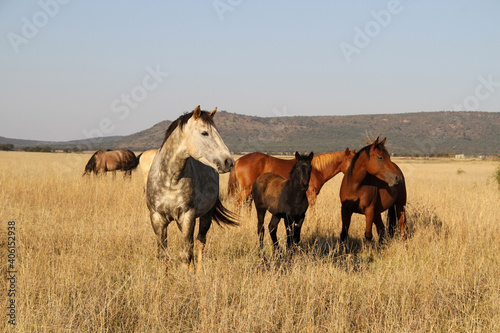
227 168 239 197
212 197 239 227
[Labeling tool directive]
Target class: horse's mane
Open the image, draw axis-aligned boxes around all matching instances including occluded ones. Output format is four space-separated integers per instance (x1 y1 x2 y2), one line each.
347 142 388 180
311 151 344 173
161 110 216 147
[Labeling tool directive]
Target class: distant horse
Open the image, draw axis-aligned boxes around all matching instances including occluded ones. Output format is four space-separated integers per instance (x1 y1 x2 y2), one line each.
138 149 158 184
339 137 407 243
252 152 313 259
228 148 355 209
118 148 157 184
83 149 138 176
146 106 238 271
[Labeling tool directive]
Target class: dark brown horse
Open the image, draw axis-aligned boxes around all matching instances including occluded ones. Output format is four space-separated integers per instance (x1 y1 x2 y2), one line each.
83 149 138 176
228 148 355 209
339 137 407 243
252 152 313 258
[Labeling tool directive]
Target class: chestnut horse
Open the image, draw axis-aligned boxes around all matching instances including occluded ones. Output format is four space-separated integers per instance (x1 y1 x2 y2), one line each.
228 148 355 209
339 138 407 243
252 152 313 258
83 149 138 176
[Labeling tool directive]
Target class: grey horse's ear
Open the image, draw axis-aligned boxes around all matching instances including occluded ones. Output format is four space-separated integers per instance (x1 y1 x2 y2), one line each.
308 152 314 160
209 107 217 118
193 105 201 119
295 151 300 160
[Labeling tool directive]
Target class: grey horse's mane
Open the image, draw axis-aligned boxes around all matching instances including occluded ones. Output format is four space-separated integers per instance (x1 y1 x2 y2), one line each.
161 110 215 147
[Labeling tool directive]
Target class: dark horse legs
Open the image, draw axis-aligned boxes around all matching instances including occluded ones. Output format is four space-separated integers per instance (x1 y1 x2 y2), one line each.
268 215 281 255
285 215 304 250
340 204 353 242
196 213 212 271
257 213 305 259
367 212 385 242
293 215 305 245
256 207 267 259
284 216 294 248
387 205 407 240
341 204 385 243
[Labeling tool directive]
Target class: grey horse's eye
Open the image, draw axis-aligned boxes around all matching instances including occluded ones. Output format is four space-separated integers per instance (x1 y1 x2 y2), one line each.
201 131 209 136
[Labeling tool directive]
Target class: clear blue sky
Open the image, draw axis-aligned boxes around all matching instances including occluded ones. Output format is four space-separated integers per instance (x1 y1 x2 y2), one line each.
1 0 499 141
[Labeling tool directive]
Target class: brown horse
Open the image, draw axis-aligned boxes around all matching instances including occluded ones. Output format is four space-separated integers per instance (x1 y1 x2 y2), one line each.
83 149 138 176
228 148 355 209
252 152 313 258
339 137 407 243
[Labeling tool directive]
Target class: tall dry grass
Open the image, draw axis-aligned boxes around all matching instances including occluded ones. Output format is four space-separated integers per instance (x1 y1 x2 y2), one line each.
1 151 499 332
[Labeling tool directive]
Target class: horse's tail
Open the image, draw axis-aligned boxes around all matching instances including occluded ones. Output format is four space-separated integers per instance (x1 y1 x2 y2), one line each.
227 167 239 197
212 197 239 227
387 204 397 237
83 152 98 176
119 153 142 172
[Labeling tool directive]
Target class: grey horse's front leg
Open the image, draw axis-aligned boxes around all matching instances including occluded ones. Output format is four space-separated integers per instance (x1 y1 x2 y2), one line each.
196 213 212 272
150 212 169 261
178 210 196 272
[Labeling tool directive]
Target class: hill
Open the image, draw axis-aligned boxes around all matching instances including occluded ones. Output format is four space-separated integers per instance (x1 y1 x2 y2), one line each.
1 111 499 155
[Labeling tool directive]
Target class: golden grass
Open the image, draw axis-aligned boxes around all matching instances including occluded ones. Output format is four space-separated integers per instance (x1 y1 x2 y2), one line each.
1 151 499 332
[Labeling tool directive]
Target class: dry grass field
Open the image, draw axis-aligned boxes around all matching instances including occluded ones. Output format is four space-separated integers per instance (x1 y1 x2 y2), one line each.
1 151 499 332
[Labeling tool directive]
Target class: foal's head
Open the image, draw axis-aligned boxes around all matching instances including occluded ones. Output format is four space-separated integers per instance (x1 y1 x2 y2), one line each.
290 152 314 190
166 105 234 173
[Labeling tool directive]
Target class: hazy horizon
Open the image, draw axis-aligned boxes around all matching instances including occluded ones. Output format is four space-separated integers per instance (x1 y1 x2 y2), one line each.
3 109 499 143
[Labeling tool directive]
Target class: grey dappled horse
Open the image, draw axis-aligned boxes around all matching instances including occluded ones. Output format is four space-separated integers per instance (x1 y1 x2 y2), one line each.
146 106 238 271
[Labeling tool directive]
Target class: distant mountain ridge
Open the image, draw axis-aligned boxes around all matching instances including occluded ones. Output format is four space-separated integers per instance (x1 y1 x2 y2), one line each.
1 111 499 155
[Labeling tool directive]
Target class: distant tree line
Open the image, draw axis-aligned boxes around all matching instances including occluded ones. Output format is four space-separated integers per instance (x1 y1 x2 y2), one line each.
0 143 14 151
63 147 84 153
21 146 53 152
0 144 85 153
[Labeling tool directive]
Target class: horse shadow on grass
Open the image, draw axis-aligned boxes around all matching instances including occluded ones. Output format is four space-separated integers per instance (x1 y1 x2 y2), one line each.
243 200 449 275
256 233 382 274
405 201 447 238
